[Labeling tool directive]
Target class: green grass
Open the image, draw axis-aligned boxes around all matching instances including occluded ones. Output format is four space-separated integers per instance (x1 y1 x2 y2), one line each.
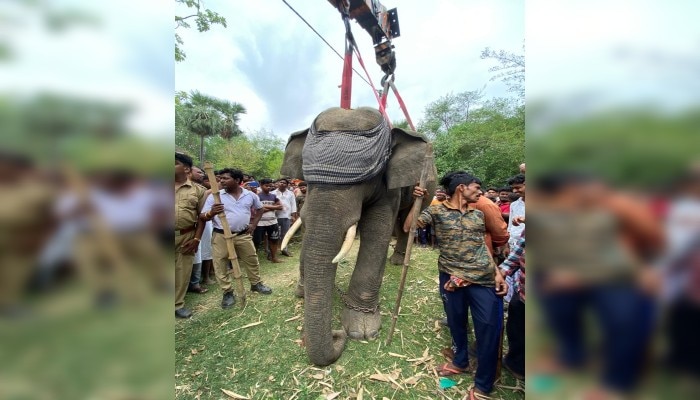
176 239 525 400
1 286 173 399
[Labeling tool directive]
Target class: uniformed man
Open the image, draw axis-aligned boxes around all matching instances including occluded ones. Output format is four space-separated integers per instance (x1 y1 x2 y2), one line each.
0 151 54 316
174 152 206 319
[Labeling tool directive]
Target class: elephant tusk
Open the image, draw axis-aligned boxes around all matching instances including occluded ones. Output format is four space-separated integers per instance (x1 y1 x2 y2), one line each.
281 218 303 250
332 224 357 264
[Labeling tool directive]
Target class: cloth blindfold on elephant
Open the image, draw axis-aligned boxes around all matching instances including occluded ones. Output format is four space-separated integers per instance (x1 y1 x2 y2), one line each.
281 106 436 366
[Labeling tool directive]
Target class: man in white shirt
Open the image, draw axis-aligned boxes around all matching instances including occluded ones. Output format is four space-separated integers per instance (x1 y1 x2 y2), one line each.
201 168 273 309
273 177 298 257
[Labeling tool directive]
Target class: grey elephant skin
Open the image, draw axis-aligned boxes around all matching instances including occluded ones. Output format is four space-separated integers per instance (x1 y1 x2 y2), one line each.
280 107 436 366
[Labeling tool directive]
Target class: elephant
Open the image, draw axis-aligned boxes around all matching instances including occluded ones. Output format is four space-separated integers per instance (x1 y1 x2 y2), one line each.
280 106 436 366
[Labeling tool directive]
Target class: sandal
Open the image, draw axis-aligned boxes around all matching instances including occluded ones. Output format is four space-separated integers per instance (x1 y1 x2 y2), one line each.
436 362 469 377
467 387 492 400
440 347 455 362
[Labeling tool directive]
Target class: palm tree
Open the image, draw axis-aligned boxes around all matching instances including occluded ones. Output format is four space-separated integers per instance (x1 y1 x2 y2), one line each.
178 90 246 165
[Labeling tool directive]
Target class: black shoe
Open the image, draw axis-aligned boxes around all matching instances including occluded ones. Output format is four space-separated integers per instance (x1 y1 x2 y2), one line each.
175 308 192 319
281 249 292 257
221 291 236 309
251 282 272 295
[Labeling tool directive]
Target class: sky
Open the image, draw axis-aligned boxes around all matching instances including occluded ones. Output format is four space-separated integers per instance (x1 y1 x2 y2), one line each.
175 0 525 139
527 0 700 115
1 0 696 140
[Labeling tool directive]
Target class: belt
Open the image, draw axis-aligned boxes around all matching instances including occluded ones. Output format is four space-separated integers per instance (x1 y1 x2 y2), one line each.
175 225 196 236
213 227 248 236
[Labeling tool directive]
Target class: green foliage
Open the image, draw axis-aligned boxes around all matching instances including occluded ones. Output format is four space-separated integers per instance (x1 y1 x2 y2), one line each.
175 0 227 62
528 107 700 188
206 130 286 179
418 89 485 139
392 119 411 130
175 90 246 164
421 93 524 188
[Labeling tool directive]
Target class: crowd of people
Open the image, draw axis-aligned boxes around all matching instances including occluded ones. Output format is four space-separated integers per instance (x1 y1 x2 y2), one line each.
174 152 308 317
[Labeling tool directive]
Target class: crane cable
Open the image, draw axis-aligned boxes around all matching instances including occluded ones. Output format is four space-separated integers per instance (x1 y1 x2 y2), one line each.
280 0 372 88
282 0 416 131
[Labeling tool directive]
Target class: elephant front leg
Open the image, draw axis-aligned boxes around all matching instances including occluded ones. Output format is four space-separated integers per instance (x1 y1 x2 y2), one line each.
342 194 399 340
341 307 381 340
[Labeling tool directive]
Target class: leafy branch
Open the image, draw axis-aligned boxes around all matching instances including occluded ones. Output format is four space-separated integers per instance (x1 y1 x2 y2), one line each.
175 0 227 62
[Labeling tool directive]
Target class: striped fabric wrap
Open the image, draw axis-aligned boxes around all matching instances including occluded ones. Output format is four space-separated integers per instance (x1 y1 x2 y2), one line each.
302 115 392 185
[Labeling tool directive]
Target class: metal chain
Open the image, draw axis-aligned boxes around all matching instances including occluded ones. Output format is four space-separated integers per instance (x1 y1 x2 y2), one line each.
334 285 379 314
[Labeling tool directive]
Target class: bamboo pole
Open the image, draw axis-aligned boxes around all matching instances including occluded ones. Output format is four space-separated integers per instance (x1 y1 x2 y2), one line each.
203 162 246 306
385 144 433 345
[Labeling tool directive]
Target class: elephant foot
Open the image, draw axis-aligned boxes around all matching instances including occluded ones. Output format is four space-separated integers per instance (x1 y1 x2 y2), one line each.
390 251 405 266
342 307 381 341
294 283 304 298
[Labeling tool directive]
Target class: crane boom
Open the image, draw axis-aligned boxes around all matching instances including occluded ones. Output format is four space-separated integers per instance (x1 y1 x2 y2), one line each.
327 0 400 74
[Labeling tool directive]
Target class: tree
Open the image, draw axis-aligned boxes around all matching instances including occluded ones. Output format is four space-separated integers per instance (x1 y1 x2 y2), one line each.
481 43 525 101
176 90 246 166
528 107 700 188
392 119 411 130
202 130 286 179
175 0 227 62
418 88 485 139
432 98 524 187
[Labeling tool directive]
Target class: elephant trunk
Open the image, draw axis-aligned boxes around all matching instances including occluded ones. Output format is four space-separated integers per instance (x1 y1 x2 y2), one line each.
301 186 361 366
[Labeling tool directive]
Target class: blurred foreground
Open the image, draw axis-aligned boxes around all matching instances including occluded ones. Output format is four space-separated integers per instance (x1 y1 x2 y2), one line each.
0 1 173 398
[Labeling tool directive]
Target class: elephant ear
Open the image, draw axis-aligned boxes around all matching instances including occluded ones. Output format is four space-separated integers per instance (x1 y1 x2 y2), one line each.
386 128 437 190
280 129 308 179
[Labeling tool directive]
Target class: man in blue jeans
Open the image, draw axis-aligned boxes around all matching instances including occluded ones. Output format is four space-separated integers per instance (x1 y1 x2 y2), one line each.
409 171 508 399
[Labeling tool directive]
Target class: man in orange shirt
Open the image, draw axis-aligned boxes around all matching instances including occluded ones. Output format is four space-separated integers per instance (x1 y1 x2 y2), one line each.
427 189 447 247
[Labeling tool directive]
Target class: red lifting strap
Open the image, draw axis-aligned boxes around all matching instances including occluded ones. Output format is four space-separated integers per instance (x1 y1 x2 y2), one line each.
340 42 353 109
389 81 416 131
338 23 416 132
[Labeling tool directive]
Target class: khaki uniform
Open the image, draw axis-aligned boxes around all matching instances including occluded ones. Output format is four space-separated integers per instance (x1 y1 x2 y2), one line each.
175 180 206 310
211 231 261 291
0 180 53 309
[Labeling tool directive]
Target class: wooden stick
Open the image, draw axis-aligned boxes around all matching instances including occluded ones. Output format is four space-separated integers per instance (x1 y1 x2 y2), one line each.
203 162 246 306
386 144 433 345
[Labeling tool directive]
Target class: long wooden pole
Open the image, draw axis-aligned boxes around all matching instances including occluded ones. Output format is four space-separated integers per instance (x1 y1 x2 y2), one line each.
385 144 433 345
203 162 246 306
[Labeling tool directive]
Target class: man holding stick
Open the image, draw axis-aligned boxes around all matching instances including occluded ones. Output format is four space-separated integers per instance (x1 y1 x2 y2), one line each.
200 168 272 309
408 171 508 399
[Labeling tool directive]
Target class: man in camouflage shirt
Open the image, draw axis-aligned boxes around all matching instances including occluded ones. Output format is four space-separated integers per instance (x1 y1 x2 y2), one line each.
410 172 508 398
